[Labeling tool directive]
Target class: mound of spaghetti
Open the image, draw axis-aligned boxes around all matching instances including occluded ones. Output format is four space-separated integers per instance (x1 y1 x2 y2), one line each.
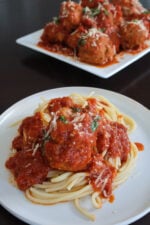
5 93 143 220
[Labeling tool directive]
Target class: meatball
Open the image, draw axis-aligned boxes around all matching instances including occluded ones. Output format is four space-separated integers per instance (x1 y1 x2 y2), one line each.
105 27 121 52
96 2 123 29
120 20 149 50
45 133 93 172
135 12 150 35
59 1 83 31
41 22 68 44
44 113 96 171
78 28 116 65
81 5 99 28
81 15 97 28
96 121 131 163
66 26 87 49
112 0 145 18
47 97 74 113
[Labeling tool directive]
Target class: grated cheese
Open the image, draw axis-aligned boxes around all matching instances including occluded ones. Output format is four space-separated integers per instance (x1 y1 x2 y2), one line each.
32 143 40 156
72 113 85 123
127 20 149 36
95 168 108 185
86 28 108 38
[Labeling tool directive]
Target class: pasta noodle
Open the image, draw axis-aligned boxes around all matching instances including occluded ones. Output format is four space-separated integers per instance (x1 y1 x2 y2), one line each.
25 143 138 220
5 93 142 221
70 93 136 132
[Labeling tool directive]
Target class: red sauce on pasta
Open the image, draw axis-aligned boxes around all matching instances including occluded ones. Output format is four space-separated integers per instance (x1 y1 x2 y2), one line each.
89 154 117 197
135 142 144 151
6 151 49 191
109 194 115 203
12 112 44 151
5 96 131 196
96 120 130 162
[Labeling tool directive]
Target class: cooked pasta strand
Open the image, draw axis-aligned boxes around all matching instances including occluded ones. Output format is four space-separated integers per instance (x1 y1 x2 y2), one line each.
74 199 95 221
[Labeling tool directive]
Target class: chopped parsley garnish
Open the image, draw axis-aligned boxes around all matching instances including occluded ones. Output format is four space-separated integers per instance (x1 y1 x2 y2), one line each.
91 8 101 17
42 129 51 142
83 6 100 17
98 28 105 33
53 17 60 24
83 7 90 14
78 38 86 47
103 9 109 16
41 129 51 155
132 19 139 23
59 115 68 124
143 10 150 14
91 115 101 132
72 107 81 113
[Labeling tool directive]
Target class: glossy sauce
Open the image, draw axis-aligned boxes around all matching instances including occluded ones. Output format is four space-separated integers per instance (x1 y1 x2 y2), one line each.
89 154 117 197
38 41 74 57
135 142 144 151
38 38 148 68
38 41 120 68
109 194 115 203
6 97 131 197
6 151 49 190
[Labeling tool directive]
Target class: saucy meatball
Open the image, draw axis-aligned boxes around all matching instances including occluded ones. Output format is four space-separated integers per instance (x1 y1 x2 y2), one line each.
96 2 123 28
96 120 131 163
59 1 83 31
105 27 121 52
81 6 98 28
44 112 96 171
78 28 116 65
41 22 68 44
39 0 150 67
135 12 150 35
66 26 87 49
112 0 146 18
120 20 149 50
43 96 101 172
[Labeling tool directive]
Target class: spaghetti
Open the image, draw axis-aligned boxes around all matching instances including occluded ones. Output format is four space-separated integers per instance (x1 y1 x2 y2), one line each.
5 93 141 221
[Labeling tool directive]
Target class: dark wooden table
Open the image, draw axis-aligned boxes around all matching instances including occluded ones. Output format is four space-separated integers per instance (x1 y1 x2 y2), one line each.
0 0 150 224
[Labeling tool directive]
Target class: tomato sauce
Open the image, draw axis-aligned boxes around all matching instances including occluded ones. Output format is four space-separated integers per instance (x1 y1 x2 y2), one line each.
38 41 74 57
135 142 144 151
89 154 117 197
5 96 131 197
6 151 49 191
109 194 115 203
96 120 131 162
12 112 44 151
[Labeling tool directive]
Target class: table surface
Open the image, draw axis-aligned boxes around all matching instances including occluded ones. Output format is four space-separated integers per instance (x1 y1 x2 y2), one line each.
0 0 150 225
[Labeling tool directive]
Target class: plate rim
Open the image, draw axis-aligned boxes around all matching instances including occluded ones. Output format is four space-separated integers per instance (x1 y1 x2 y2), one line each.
1 86 149 118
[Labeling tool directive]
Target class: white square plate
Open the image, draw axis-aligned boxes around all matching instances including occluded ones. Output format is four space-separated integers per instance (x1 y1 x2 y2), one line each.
16 29 150 79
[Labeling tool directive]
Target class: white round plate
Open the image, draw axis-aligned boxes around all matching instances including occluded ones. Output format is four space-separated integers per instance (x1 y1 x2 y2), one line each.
0 87 150 225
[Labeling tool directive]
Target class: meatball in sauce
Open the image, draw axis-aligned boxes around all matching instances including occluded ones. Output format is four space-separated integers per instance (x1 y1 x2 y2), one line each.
38 0 150 66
